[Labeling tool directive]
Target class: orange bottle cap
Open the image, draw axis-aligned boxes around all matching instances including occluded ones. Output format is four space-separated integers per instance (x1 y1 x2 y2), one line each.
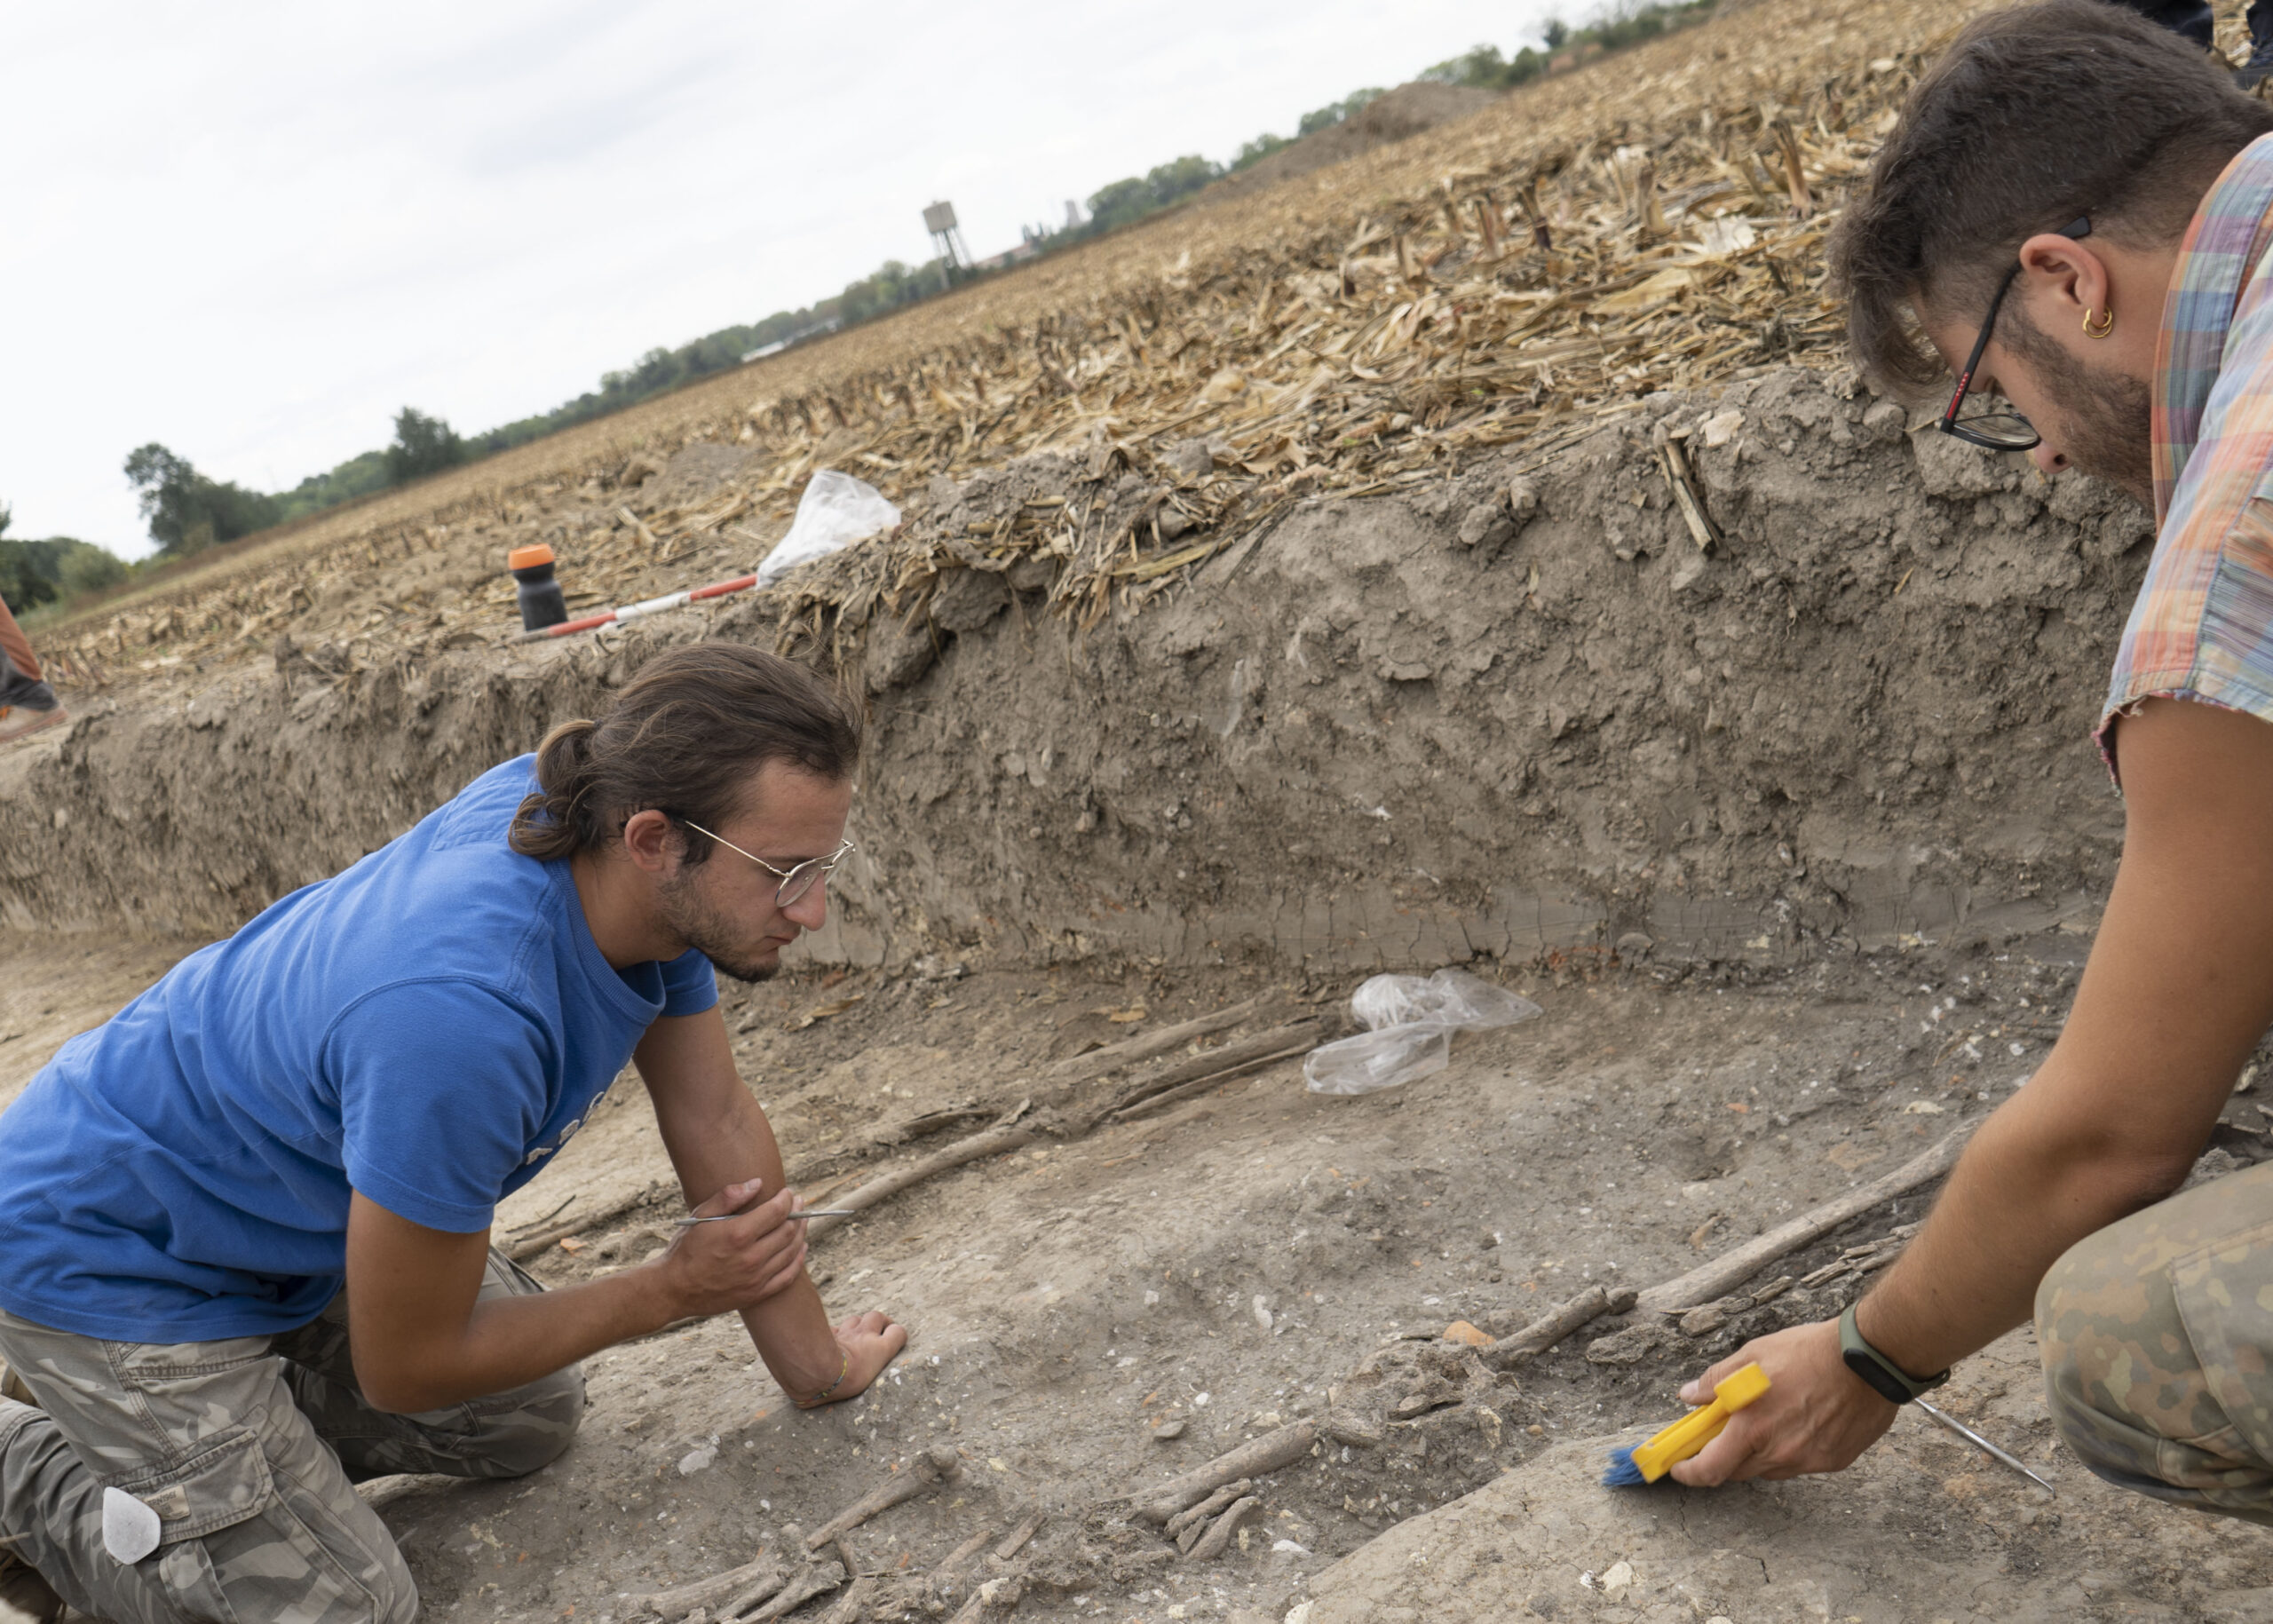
508 543 556 570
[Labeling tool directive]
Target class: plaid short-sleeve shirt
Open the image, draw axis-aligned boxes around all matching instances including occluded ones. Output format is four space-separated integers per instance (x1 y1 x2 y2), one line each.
2099 132 2273 779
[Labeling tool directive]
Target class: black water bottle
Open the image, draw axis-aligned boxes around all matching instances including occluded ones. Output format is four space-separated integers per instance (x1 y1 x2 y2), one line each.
511 543 567 631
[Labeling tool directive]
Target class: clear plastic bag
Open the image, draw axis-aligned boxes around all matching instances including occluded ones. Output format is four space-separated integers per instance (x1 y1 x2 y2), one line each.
1348 968 1537 1032
756 471 901 587
1304 968 1540 1096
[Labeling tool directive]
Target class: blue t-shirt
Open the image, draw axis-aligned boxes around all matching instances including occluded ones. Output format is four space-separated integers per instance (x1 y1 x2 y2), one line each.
0 755 717 1342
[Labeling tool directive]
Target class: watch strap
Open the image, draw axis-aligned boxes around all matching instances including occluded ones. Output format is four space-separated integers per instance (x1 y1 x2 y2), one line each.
1839 1301 1950 1404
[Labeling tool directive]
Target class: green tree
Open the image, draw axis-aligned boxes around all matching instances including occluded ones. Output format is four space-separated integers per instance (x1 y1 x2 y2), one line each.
1422 44 1509 86
1297 88 1384 137
1233 132 1292 170
1085 177 1152 230
0 505 129 613
384 408 464 483
1542 18 1570 48
0 504 39 613
123 444 280 557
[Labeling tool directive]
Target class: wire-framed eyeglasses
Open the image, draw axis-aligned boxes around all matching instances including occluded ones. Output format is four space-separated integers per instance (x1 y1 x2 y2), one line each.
683 821 855 908
1937 216 2091 452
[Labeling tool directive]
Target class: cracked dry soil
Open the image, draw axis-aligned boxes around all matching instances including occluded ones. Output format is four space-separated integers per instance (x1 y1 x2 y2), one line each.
10 933 2272 1623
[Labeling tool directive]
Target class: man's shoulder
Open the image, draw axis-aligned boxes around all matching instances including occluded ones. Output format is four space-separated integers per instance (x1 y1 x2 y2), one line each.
426 754 543 847
265 754 565 1010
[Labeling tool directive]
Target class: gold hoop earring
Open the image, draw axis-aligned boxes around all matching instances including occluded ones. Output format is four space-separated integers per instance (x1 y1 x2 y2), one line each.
2082 306 2115 339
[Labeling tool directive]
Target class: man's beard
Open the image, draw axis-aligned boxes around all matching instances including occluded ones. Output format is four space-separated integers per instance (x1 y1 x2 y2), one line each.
658 868 784 985
2005 312 2155 503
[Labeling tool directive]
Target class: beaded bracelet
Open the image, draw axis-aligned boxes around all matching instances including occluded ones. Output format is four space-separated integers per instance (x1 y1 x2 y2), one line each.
799 1351 851 1407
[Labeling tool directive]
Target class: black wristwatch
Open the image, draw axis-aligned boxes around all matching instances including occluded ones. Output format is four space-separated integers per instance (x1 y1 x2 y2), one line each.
1839 1301 1950 1405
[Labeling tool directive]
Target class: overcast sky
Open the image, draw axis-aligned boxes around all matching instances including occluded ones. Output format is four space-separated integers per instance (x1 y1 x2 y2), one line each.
1 2 1551 558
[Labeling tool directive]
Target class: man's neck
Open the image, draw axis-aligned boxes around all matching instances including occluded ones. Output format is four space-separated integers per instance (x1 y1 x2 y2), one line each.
569 850 679 970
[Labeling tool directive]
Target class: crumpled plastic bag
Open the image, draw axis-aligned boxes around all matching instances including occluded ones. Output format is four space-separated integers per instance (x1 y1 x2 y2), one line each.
1303 968 1540 1096
755 470 900 588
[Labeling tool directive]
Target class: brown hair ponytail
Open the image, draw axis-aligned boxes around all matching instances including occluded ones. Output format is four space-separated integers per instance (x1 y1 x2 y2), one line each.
508 645 859 862
510 717 603 860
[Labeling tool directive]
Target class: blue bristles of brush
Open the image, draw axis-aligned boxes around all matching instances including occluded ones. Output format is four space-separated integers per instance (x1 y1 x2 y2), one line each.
1601 1442 1651 1487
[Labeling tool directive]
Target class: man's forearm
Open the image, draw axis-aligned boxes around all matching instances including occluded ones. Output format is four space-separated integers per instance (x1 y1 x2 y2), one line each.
393 1265 680 1410
1857 1073 2192 1378
657 1081 842 1392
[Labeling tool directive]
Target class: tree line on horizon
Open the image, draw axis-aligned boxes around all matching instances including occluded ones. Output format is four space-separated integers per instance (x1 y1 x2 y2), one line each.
2 0 1713 619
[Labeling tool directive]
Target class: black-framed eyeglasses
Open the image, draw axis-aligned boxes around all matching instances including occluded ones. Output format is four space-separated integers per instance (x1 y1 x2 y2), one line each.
1938 216 2091 452
683 820 855 908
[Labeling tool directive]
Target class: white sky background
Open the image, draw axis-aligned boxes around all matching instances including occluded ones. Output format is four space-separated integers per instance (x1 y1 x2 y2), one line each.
1 2 1556 558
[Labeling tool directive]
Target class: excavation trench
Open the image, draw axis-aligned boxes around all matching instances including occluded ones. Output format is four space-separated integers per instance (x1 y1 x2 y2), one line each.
7 365 2266 1620
0 366 2150 974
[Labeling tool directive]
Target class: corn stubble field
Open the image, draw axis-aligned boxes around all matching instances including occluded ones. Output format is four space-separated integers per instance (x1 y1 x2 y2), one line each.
45 0 1965 686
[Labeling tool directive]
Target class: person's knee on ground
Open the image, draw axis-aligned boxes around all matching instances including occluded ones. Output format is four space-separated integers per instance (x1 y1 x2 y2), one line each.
453 1362 587 1479
2035 1187 2273 1522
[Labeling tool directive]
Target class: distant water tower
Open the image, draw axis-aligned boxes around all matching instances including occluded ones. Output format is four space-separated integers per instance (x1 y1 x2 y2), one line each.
923 202 970 289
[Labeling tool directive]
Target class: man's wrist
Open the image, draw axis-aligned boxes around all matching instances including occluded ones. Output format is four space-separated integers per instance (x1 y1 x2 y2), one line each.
742 1305 844 1395
1841 1300 1950 1404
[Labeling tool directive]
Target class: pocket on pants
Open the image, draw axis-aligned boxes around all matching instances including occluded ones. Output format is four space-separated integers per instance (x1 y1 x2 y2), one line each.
119 1426 400 1622
114 1427 276 1543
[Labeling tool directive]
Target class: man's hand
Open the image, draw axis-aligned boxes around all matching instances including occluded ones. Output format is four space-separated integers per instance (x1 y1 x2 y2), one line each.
1666 1319 1897 1485
653 1178 810 1320
795 1310 911 1408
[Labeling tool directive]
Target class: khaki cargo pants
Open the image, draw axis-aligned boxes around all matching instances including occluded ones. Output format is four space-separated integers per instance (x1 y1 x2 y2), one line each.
0 1250 584 1622
2038 1158 2273 1525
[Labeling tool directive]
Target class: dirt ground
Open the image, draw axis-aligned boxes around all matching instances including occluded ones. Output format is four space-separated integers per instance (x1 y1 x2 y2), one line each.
12 925 2269 1624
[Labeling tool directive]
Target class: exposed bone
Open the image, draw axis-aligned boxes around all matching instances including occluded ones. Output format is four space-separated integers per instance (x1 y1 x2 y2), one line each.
1320 1414 1382 1450
991 1509 1045 1561
817 1577 875 1624
1104 1023 1324 1125
1188 1496 1262 1562
1165 1480 1250 1540
932 1525 997 1579
1635 1127 1973 1314
1044 995 1267 1083
804 1125 1036 1242
741 1560 844 1623
506 1179 669 1261
627 1558 782 1620
1800 1222 1921 1289
806 1447 964 1549
1485 1285 1637 1368
1137 1421 1318 1524
946 1571 1027 1623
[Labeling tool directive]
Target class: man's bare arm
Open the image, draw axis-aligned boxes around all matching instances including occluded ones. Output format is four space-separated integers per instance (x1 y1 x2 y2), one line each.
344 1177 806 1414
1674 697 2273 1483
635 1006 907 1402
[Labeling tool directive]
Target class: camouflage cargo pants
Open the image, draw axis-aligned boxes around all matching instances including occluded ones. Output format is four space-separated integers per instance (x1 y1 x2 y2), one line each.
0 1249 584 1622
2037 1159 2273 1525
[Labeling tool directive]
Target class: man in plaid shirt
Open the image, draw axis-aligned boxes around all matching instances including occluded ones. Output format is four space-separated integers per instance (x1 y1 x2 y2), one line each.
0 593 64 748
1673 0 2273 1525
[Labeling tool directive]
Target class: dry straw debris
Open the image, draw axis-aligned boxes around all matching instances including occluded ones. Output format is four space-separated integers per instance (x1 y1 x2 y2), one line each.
49 0 1985 692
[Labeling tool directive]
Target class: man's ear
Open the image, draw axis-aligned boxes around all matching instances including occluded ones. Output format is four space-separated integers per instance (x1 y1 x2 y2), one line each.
2016 233 2111 329
619 809 680 875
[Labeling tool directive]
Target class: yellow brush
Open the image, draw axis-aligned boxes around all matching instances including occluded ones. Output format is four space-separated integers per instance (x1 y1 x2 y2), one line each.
1602 1363 1771 1485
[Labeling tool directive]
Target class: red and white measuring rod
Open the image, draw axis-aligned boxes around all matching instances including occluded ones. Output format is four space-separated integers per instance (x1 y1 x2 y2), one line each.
512 571 762 644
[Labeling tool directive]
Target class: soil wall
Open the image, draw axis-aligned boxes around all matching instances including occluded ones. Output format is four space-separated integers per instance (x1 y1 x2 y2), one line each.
0 367 2152 972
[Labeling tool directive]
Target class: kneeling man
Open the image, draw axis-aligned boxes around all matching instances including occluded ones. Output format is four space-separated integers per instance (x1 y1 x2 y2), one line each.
0 643 905 1622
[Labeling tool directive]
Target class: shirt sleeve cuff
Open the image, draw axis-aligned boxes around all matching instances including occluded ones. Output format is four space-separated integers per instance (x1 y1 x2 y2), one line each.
345 1161 497 1235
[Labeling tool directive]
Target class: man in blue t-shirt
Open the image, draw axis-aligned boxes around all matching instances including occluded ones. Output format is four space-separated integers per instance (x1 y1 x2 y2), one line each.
0 644 905 1624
